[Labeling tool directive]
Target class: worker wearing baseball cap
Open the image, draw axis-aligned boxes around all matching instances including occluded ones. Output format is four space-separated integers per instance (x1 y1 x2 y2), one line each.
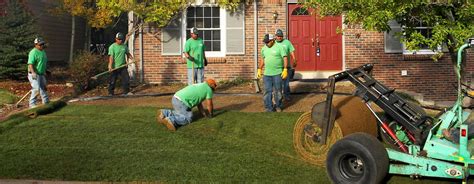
27 37 49 108
274 29 297 101
158 79 217 131
258 33 288 112
183 27 208 85
108 32 133 96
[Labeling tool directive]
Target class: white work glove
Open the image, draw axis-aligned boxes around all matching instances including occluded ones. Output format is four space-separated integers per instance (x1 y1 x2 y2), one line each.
31 72 37 80
127 59 136 79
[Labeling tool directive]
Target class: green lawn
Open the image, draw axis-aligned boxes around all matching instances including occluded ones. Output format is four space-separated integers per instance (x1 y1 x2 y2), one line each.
0 89 17 106
0 105 455 183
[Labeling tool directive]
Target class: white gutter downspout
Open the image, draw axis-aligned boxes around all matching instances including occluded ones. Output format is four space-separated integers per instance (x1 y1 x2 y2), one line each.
128 12 136 81
139 23 144 83
254 0 259 93
128 12 135 59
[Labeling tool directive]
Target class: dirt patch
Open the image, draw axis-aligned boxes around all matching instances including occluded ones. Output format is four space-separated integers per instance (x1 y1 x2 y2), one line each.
75 81 357 112
1 80 357 120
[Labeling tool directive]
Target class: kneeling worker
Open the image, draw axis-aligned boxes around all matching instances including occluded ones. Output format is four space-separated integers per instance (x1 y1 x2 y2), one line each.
157 79 217 131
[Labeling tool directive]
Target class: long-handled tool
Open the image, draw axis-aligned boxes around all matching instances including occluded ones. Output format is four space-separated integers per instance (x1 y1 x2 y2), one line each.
15 91 31 108
90 62 135 80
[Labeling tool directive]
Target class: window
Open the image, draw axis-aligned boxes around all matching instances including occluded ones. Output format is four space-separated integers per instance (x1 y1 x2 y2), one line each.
186 7 221 52
161 4 245 56
402 20 440 55
384 20 441 55
291 7 309 16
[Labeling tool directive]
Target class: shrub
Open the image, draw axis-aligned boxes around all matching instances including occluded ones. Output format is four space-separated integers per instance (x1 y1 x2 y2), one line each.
68 51 107 93
0 0 38 80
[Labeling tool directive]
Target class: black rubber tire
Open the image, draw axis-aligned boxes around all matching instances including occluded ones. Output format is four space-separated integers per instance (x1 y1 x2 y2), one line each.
326 132 389 184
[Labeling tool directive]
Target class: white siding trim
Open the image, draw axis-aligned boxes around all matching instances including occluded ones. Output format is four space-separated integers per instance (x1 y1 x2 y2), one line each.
226 5 245 55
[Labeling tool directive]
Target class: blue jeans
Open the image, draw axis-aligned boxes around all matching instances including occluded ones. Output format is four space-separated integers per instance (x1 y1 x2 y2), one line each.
283 68 295 100
28 73 49 108
263 75 283 112
187 68 204 85
161 96 193 126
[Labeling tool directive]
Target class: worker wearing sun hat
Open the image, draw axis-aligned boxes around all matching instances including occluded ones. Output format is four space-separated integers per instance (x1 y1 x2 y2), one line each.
183 27 208 85
27 37 49 108
274 28 297 101
258 33 288 112
157 79 217 131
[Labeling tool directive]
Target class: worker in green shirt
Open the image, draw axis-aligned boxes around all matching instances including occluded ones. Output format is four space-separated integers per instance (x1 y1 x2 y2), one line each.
27 37 49 108
275 29 297 101
183 27 208 85
157 79 217 131
108 32 133 96
258 34 288 112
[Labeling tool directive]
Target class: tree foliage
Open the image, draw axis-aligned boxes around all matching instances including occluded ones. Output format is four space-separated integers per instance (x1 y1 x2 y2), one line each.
0 0 38 80
54 0 246 29
304 1 474 62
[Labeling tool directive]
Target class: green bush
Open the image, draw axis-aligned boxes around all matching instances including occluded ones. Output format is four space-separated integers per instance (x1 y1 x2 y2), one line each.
68 51 108 92
0 0 38 80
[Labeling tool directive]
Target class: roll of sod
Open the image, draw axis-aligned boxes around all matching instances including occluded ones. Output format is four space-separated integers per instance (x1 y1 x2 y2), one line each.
27 100 67 118
293 96 378 166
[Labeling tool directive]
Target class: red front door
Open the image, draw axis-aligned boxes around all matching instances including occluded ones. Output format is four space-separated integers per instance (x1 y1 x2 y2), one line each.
288 4 342 71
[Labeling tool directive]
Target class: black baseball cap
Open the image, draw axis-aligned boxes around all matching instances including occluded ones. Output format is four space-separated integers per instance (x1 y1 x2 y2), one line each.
115 32 125 40
34 37 45 45
275 29 284 37
263 34 275 43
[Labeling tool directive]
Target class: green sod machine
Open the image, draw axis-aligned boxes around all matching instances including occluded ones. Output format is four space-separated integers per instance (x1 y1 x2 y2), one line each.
299 38 474 183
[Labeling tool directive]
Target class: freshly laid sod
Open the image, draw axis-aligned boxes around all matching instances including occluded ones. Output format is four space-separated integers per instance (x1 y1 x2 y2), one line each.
0 105 455 183
0 89 17 106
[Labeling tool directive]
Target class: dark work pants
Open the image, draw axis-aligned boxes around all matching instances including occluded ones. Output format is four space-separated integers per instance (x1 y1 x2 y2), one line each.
108 67 130 95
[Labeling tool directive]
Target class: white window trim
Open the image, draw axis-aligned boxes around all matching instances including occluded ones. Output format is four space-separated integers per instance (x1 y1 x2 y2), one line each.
182 5 226 58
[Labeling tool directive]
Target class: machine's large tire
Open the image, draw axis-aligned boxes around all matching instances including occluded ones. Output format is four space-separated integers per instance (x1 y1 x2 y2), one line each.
326 132 389 184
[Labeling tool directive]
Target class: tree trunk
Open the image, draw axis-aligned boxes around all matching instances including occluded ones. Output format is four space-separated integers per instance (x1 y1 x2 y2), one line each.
69 16 76 63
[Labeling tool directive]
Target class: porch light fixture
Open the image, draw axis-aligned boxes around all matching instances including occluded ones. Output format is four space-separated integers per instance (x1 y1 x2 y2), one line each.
272 11 278 23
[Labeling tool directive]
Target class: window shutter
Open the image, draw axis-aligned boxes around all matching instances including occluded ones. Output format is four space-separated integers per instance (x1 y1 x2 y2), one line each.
226 5 245 54
162 16 182 55
384 20 402 53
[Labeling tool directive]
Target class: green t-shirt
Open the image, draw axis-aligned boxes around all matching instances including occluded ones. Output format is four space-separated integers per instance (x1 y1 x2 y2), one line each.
27 48 48 75
275 39 295 68
261 44 287 76
108 43 129 69
175 82 213 108
184 38 205 69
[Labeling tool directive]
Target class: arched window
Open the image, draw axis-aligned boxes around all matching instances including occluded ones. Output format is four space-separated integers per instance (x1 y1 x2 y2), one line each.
291 7 309 15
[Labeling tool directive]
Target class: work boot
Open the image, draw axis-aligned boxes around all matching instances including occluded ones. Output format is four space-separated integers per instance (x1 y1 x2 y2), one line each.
158 110 165 119
161 118 176 131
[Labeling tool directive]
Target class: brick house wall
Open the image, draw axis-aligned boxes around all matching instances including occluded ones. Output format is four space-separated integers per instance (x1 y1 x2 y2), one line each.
132 0 473 103
133 0 286 83
344 27 474 102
